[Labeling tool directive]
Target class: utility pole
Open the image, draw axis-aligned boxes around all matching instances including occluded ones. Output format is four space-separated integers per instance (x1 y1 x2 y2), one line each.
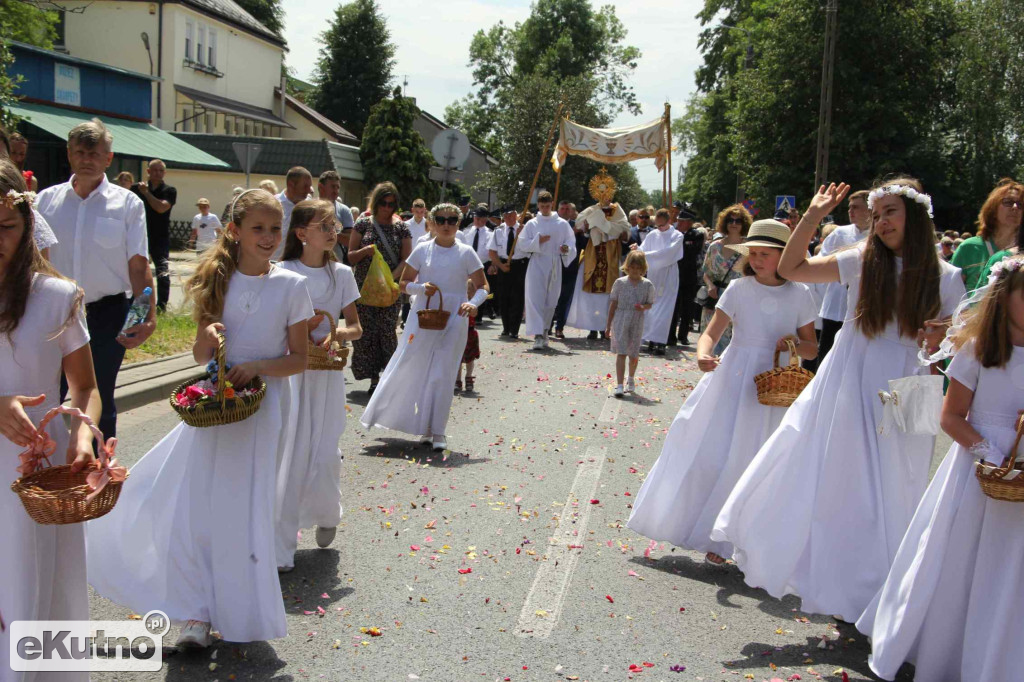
813 0 838 191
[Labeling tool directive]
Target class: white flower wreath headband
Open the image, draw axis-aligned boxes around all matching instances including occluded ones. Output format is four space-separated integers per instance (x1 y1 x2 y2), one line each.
866 184 934 218
988 256 1024 284
1 189 36 211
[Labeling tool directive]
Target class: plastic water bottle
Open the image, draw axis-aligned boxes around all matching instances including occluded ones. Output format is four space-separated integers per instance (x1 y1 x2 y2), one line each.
120 287 152 336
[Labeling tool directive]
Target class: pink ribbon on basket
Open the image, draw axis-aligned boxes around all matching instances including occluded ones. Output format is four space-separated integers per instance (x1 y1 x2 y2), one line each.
15 405 127 501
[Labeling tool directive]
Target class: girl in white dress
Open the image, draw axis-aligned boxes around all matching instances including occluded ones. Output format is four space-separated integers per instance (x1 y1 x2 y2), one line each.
638 209 685 355
0 161 99 682
629 220 818 565
712 180 967 622
275 200 362 571
856 257 1024 681
360 204 488 452
87 189 314 648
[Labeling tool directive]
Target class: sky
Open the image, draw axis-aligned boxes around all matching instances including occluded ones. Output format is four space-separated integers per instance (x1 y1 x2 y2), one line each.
279 0 706 192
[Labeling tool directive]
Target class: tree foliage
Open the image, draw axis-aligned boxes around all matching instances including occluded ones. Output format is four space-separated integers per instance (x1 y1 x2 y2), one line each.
233 0 285 37
310 0 395 139
1 0 58 128
676 0 1024 229
447 0 645 208
360 87 437 205
445 0 640 155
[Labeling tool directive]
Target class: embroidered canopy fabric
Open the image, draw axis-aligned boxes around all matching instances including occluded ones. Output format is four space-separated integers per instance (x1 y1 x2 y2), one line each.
551 117 669 172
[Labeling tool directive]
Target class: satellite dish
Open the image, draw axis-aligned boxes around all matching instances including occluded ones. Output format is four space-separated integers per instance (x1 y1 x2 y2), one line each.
431 129 471 170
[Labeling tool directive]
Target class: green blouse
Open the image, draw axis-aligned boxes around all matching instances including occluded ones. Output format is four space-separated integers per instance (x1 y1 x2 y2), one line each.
978 248 1017 286
950 236 998 292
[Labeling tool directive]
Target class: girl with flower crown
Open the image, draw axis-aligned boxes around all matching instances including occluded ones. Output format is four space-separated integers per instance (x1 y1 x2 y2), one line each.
857 256 1024 680
0 159 100 682
275 200 362 571
87 189 314 649
712 179 967 622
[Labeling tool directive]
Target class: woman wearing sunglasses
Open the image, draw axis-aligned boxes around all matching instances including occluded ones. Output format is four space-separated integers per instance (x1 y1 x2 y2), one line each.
361 203 488 452
347 182 412 395
698 204 752 355
953 177 1024 292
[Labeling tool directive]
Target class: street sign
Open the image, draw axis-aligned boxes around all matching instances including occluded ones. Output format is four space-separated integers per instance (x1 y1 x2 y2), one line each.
231 142 262 188
775 195 796 212
431 129 471 192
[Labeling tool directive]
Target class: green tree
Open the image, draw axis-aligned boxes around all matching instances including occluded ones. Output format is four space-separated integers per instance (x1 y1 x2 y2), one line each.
233 0 285 37
445 0 640 154
311 0 395 139
1 0 58 128
360 87 437 204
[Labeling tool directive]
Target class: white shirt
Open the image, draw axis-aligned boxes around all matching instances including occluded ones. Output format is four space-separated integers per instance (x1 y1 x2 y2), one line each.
487 223 527 261
406 216 428 243
36 175 148 303
819 223 870 321
457 224 493 264
191 212 223 250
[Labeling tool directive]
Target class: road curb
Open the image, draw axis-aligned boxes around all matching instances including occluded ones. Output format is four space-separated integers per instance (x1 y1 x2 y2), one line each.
115 352 204 413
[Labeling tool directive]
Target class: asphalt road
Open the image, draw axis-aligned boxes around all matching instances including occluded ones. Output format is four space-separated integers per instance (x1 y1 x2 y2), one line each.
86 317 934 682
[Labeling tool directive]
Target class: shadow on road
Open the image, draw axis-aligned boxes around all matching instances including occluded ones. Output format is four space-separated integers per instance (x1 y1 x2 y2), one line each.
279 548 353 616
165 639 290 682
354 437 492 468
728 635 908 682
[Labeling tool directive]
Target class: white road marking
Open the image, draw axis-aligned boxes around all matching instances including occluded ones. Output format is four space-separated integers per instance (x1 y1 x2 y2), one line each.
598 395 621 423
516 446 606 638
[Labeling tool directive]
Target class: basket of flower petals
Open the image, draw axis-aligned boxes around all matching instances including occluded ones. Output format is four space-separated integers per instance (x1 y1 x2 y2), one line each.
307 308 349 371
10 405 128 525
170 332 265 427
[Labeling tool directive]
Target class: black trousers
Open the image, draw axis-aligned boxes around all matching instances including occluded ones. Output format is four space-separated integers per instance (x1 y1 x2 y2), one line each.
817 318 843 363
61 293 130 439
668 270 700 344
504 259 528 336
149 237 170 310
553 261 579 331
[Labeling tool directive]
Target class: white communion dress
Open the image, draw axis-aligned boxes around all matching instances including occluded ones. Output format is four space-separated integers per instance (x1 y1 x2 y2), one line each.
360 240 483 438
712 245 966 621
518 214 577 337
628 277 818 557
87 268 313 642
856 342 1024 681
274 260 360 570
639 228 685 345
1 275 89 682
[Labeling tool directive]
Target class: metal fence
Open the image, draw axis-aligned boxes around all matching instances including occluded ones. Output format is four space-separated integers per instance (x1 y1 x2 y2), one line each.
170 220 192 250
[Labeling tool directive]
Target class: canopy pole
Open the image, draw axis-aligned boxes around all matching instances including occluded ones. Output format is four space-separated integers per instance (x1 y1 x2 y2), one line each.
522 101 564 216
665 103 673 208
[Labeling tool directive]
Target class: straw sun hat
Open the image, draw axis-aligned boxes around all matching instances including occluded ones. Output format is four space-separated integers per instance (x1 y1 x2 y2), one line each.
723 219 792 270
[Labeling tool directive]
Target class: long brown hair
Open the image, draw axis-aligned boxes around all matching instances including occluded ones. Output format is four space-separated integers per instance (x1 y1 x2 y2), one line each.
0 160 82 338
956 257 1024 368
976 178 1024 241
281 199 337 264
186 189 282 324
854 176 942 338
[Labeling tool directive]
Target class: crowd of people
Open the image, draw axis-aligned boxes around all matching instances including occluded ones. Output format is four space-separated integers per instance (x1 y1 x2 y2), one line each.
3 113 1024 681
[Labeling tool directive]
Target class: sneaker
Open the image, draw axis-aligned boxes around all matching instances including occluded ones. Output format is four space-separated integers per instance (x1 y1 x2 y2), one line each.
542 334 550 348
176 620 211 649
455 379 463 392
432 435 448 452
587 330 598 340
419 434 433 447
626 378 635 393
532 336 545 350
613 384 624 397
315 526 337 548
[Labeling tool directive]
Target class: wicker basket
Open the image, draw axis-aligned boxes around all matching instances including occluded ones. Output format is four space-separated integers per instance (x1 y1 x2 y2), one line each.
10 406 127 525
754 339 814 407
307 308 349 371
417 290 451 331
976 415 1024 502
170 331 266 427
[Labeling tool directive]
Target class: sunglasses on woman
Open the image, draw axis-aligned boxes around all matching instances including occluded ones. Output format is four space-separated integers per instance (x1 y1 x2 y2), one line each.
726 217 744 224
379 199 397 209
1000 198 1021 209
434 215 460 225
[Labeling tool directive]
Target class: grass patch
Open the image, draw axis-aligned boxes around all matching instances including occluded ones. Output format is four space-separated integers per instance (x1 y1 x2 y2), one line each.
124 310 197 364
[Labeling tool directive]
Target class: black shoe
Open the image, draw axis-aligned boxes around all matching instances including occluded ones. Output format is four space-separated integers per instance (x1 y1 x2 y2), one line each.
653 344 666 356
680 336 691 346
367 380 378 396
666 338 678 347
499 331 509 338
587 330 598 340
600 331 607 340
555 329 566 339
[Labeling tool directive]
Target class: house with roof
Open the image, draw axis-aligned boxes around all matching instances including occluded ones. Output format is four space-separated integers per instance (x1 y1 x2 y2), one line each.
39 0 364 220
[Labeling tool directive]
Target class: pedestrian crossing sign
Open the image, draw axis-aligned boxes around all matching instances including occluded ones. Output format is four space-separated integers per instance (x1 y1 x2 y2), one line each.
776 195 796 212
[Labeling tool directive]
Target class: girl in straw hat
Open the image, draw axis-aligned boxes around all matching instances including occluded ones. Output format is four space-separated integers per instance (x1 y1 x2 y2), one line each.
628 219 818 565
712 180 966 623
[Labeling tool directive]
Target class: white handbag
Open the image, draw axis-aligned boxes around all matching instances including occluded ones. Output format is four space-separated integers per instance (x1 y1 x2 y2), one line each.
877 371 945 436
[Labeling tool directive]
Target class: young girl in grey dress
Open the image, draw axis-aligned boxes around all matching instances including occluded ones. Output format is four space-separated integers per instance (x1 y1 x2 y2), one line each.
606 250 656 396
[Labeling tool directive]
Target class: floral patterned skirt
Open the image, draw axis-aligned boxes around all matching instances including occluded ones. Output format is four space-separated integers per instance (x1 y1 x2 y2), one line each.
352 299 401 381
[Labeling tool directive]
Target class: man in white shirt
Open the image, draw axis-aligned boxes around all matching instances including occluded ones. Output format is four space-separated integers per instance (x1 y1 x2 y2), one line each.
488 205 529 337
406 198 429 243
274 166 312 259
817 189 871 361
458 206 496 318
190 198 222 252
518 191 577 349
36 118 155 438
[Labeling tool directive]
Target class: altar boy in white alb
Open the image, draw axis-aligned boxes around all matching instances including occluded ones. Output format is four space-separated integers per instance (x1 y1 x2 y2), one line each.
518 191 577 349
638 208 685 354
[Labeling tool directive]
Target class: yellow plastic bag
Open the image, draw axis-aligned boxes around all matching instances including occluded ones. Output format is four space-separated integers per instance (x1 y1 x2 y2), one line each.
359 245 400 307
